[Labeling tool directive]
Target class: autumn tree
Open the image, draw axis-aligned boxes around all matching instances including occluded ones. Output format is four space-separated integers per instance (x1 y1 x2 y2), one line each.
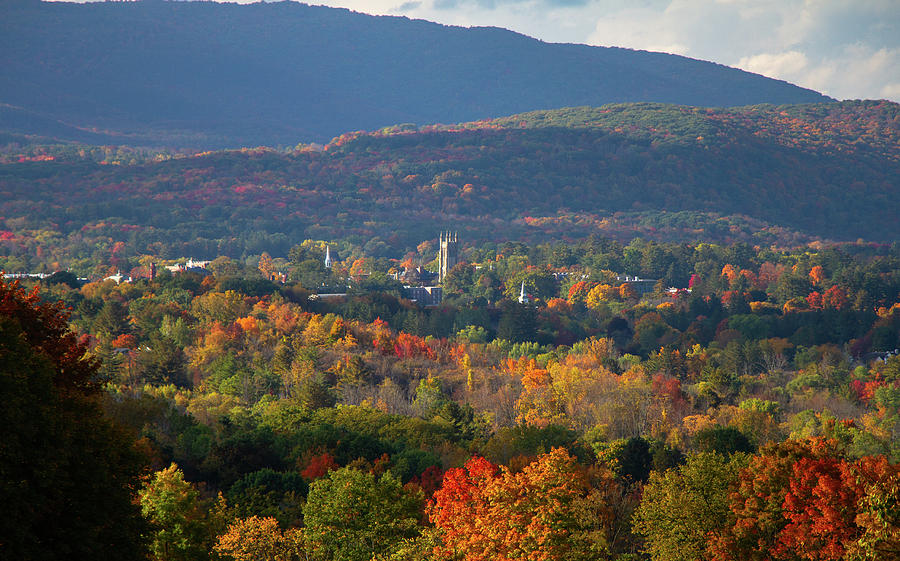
706 438 844 561
428 448 617 561
776 455 863 561
258 252 277 280
214 516 305 561
191 290 248 325
586 283 619 309
808 265 825 286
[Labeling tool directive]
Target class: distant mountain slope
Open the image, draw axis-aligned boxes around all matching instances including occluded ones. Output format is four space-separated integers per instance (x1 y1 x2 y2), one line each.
0 1 831 148
1 101 896 267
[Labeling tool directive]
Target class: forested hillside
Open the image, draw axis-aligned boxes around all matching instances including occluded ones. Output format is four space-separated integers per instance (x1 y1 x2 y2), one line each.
0 0 831 146
5 233 900 559
1 100 898 275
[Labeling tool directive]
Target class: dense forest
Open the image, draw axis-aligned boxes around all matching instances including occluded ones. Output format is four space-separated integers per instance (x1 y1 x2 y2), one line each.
3 234 900 560
1 100 898 278
2 72 900 558
0 0 830 146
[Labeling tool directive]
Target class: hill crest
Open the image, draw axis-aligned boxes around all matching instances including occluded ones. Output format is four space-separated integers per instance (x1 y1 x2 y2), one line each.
0 1 831 147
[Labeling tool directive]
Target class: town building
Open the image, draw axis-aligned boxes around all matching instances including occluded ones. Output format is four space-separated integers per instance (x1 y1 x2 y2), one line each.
402 285 443 306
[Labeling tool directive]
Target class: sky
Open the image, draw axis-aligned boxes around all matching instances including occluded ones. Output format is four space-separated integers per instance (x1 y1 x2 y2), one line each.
302 0 899 102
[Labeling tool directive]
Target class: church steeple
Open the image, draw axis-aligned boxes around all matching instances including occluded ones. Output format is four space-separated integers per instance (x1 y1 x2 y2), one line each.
518 281 529 304
324 245 332 268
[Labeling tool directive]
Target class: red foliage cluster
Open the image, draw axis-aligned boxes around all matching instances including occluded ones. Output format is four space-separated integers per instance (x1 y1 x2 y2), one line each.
301 452 338 480
410 465 444 498
850 378 888 404
394 332 436 360
0 278 98 394
652 374 687 408
709 438 900 561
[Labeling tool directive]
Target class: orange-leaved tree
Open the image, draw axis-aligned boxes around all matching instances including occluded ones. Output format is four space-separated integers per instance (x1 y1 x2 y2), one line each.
706 438 844 561
428 447 617 561
214 516 305 561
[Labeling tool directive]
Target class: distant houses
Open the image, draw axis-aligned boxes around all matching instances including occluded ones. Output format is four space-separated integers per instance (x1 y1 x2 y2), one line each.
2 272 54 280
3 235 693 308
402 285 443 306
165 258 211 275
616 275 659 296
104 272 130 284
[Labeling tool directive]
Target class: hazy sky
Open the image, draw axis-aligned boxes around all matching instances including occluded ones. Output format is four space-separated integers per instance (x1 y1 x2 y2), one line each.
304 0 899 102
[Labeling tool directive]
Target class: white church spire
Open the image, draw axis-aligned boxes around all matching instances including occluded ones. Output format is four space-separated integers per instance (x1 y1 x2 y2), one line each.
518 281 529 304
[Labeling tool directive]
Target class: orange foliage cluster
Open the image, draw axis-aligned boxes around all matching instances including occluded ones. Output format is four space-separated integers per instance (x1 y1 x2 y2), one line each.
394 332 436 360
429 448 617 561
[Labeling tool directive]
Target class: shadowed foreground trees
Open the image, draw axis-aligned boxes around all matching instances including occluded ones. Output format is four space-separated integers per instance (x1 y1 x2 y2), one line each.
0 279 147 560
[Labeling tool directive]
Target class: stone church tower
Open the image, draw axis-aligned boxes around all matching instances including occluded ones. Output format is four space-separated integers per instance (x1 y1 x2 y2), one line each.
439 231 458 283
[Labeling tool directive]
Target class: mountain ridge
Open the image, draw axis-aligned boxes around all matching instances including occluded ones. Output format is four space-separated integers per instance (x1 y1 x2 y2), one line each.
0 1 831 148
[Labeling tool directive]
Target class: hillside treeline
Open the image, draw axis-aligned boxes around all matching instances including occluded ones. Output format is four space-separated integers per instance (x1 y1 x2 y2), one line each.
1 101 897 272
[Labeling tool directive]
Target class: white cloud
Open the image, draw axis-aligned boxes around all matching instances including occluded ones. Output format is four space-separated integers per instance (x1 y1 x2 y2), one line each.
371 0 900 100
732 42 900 100
881 83 900 100
583 0 900 100
738 51 809 79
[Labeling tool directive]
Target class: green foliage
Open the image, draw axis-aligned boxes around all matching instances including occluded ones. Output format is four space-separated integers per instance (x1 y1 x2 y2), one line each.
694 426 756 456
738 398 781 416
497 301 538 343
303 467 422 561
454 324 490 344
616 437 653 483
226 469 307 527
140 464 222 561
481 424 583 465
592 438 644 480
635 452 749 561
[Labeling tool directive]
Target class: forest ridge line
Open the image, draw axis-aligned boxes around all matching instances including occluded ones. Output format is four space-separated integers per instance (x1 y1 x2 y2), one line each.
2 100 898 277
0 0 831 147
